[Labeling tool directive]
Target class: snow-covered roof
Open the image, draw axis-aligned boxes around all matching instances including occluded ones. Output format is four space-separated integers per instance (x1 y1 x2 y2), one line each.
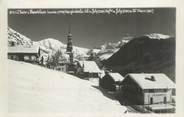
8 45 40 54
126 73 175 89
108 73 124 82
79 61 101 73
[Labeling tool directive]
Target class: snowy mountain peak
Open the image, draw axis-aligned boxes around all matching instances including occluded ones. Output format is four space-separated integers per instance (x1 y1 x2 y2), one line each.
8 27 33 46
145 33 171 39
34 38 66 52
35 38 89 58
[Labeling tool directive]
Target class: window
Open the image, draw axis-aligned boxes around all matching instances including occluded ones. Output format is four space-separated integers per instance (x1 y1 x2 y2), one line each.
93 73 99 78
24 55 30 61
149 89 155 93
150 97 153 104
164 97 167 104
31 56 36 61
148 89 167 93
13 55 17 60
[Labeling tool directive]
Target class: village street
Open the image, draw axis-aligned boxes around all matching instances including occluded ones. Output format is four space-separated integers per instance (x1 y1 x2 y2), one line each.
8 60 127 116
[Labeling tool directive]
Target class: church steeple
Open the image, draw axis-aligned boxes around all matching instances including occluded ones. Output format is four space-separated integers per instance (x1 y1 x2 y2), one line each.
66 21 73 64
66 16 73 53
66 31 73 53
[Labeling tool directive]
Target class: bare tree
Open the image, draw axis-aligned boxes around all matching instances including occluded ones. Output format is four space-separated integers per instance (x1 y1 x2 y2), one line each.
48 50 63 69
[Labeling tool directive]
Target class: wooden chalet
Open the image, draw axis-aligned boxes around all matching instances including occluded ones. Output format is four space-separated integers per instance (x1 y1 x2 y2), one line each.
8 45 40 63
77 61 102 86
120 73 175 112
77 61 101 78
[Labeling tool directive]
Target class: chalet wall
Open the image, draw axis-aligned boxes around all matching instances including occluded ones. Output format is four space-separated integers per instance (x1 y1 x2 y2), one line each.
56 65 67 72
144 89 172 105
8 53 38 63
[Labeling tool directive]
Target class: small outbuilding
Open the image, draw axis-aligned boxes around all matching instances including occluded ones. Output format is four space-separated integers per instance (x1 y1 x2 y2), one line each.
77 61 101 78
77 61 102 86
100 72 124 91
120 73 175 112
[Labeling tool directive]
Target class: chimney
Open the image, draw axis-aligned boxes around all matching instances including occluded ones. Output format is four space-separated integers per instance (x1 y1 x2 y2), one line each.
150 75 156 81
145 75 156 81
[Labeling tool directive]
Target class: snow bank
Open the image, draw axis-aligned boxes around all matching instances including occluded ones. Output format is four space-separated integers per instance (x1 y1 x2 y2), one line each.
8 60 127 115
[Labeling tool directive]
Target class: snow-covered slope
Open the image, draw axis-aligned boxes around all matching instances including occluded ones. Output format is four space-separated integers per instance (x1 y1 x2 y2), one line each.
34 38 66 54
73 46 89 57
97 37 131 61
100 37 132 51
8 60 127 114
8 27 33 46
35 38 66 51
97 49 119 61
35 38 89 57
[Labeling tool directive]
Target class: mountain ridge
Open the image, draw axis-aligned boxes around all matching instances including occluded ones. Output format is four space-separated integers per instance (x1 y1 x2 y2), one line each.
103 34 175 81
8 27 89 58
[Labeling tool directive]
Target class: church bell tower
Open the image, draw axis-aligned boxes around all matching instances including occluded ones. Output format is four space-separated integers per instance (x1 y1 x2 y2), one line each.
66 26 74 64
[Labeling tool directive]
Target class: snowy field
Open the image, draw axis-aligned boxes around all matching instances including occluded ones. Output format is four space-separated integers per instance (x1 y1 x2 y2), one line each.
8 60 127 116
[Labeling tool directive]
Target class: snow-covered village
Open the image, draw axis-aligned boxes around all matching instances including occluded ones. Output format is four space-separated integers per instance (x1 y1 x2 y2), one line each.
7 8 176 115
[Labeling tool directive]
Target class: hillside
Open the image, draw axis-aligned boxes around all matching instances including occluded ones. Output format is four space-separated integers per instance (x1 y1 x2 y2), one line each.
104 34 175 81
8 60 127 114
97 37 131 60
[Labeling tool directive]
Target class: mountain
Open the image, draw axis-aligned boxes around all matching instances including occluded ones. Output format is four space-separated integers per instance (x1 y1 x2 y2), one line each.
8 60 127 113
8 27 89 59
97 37 132 61
145 33 171 39
103 33 175 81
34 38 66 52
97 49 119 61
33 38 66 56
35 38 89 58
100 37 132 50
8 27 33 46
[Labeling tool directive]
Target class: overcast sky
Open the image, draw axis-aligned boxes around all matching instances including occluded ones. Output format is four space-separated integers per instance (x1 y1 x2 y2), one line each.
8 8 175 49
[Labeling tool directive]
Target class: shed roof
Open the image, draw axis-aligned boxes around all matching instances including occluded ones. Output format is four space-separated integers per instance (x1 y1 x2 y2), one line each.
79 61 101 73
126 73 175 89
108 73 124 82
8 45 40 54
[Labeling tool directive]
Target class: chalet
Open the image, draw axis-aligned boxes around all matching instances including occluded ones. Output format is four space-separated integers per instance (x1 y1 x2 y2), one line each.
8 45 40 63
100 72 124 91
8 45 49 65
77 61 101 78
76 61 102 86
120 73 175 112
